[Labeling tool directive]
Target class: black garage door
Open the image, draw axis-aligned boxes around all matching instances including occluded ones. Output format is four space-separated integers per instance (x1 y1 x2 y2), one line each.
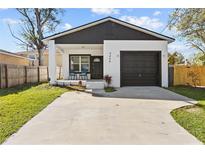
120 51 161 86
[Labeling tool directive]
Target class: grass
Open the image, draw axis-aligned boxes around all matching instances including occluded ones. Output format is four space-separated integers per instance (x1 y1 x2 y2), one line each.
104 87 116 92
168 86 205 144
0 83 69 144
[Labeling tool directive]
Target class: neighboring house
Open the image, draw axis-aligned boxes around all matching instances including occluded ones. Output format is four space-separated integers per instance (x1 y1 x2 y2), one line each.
43 17 174 88
16 50 62 66
0 49 31 66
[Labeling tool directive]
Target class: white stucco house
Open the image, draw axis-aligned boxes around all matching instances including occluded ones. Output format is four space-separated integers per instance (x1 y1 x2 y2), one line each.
43 17 174 89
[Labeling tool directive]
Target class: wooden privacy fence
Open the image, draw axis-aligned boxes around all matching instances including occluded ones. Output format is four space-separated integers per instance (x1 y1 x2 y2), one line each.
169 65 205 86
0 64 62 88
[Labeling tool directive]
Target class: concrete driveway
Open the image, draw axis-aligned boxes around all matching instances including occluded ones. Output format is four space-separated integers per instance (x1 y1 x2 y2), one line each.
4 87 201 144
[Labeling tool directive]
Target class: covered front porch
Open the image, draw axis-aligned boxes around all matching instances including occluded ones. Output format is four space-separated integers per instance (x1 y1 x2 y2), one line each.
48 41 105 88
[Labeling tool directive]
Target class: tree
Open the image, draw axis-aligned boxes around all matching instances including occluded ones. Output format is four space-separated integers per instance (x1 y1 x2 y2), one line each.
168 52 185 65
190 52 205 66
168 9 205 60
9 9 63 65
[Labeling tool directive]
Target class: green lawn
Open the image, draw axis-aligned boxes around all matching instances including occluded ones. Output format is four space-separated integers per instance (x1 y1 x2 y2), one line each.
168 86 205 144
0 83 69 144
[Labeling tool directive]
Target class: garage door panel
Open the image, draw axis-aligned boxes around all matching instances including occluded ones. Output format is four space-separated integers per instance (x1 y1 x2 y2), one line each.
121 51 161 86
121 76 158 82
123 66 158 72
122 73 157 77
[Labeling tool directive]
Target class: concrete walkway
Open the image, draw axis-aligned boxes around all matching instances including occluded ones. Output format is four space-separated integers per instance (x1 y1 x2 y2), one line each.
4 87 201 144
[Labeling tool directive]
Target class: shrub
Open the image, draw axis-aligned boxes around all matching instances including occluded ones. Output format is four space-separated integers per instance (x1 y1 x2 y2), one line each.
187 71 200 87
104 87 116 92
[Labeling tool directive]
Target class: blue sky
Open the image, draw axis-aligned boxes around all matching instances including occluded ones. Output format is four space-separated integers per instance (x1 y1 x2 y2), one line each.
0 8 196 58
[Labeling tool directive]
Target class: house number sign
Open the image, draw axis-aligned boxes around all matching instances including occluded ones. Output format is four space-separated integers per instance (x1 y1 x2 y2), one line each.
108 52 112 62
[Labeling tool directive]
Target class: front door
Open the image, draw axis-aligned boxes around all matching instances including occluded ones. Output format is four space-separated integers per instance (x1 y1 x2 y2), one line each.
91 56 103 79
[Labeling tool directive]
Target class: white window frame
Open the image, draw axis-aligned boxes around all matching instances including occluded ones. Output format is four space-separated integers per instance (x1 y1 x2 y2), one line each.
70 55 90 72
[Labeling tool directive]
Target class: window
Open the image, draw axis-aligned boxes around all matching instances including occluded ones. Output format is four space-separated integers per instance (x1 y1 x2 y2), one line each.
93 58 101 62
70 56 80 72
70 56 90 73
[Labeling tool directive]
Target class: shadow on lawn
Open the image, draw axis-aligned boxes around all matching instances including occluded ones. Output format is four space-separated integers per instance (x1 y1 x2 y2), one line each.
169 86 205 98
168 86 205 106
0 83 39 97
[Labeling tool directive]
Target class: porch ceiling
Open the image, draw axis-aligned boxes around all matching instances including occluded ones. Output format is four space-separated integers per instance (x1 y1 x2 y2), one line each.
56 44 103 50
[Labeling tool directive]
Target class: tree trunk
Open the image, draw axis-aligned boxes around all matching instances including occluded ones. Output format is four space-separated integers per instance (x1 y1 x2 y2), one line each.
37 49 44 66
35 8 45 66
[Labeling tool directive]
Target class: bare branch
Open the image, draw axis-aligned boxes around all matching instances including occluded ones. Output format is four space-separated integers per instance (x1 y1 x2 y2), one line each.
162 8 181 33
16 9 36 36
13 8 62 65
41 9 52 27
8 24 28 46
191 43 205 54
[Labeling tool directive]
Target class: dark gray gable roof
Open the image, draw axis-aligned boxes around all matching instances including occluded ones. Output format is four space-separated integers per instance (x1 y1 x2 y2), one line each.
43 16 175 43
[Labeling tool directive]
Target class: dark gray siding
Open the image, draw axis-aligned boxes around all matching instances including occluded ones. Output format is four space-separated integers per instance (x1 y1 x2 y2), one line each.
54 21 163 44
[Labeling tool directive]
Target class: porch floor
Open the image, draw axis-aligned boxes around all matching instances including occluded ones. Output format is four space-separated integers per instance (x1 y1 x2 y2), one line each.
56 79 105 89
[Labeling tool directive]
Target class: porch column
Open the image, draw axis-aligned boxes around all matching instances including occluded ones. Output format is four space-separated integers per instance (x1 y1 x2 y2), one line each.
161 41 168 87
48 40 56 85
62 52 69 79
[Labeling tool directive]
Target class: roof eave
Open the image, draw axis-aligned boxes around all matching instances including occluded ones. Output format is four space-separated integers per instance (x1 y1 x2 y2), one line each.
0 51 30 60
168 38 175 44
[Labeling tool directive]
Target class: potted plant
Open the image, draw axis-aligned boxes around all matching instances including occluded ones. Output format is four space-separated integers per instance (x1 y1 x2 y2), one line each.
104 75 115 92
104 75 112 87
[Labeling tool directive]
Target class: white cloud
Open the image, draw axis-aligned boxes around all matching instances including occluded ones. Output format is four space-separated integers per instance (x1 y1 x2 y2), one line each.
63 23 72 30
91 8 120 15
126 8 134 12
0 8 8 10
2 18 20 25
153 11 161 16
120 15 164 30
